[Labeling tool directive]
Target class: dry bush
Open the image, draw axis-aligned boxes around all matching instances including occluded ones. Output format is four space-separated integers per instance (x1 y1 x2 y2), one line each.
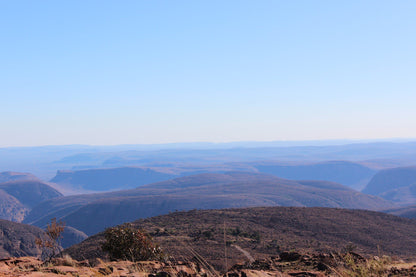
36 218 65 260
102 223 163 262
336 253 391 277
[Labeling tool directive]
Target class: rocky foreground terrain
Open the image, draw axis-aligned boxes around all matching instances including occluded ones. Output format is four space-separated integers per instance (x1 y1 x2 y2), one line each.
2 251 416 277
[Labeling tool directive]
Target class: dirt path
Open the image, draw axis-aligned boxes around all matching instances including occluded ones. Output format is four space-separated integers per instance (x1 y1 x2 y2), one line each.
232 244 255 262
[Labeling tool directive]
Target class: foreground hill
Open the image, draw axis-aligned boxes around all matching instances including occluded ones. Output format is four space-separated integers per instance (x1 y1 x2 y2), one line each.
0 180 63 222
65 206 416 270
362 166 416 205
25 172 394 237
0 219 44 258
50 167 177 192
252 160 376 190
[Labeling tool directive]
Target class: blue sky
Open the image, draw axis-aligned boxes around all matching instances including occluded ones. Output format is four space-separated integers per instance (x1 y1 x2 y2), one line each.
1 1 416 147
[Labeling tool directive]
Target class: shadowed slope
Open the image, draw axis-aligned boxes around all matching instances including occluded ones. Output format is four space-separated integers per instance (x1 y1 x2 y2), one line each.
0 180 62 222
0 190 28 222
0 219 44 258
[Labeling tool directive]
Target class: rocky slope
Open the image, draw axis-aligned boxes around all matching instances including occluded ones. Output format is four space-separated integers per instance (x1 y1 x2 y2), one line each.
2 251 416 277
0 219 45 259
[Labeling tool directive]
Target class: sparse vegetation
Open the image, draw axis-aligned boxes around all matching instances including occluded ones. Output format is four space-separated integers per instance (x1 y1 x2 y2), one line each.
65 207 416 271
336 253 391 277
35 218 65 260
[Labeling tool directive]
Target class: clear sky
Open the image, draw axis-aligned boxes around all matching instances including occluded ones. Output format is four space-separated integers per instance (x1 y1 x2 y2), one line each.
1 1 416 147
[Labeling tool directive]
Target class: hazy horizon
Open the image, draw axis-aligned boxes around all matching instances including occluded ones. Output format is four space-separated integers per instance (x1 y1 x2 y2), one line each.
2 1 416 147
2 137 416 149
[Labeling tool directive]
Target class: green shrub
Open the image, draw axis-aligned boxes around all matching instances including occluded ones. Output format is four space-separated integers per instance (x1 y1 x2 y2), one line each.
102 224 163 261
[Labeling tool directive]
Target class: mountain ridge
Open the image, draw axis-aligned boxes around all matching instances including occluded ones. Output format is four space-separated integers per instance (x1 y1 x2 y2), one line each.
25 172 394 236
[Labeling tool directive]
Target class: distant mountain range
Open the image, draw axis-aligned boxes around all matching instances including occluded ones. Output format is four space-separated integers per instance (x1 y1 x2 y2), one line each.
25 171 393 236
65 206 416 270
2 141 416 180
50 167 177 191
252 160 376 190
47 160 376 193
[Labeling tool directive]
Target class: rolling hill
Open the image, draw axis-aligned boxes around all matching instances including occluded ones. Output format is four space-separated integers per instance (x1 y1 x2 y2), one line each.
0 179 63 222
64 206 416 270
252 160 376 190
0 180 63 209
25 172 393 236
362 166 416 205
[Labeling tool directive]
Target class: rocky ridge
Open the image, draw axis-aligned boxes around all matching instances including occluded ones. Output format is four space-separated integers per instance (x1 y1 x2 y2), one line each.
1 251 416 277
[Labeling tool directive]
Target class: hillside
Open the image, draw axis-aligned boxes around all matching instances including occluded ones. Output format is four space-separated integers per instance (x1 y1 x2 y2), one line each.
0 180 63 222
0 190 28 222
0 219 44 259
25 172 394 236
50 167 177 191
252 161 376 190
65 206 416 270
362 166 416 204
0 180 63 209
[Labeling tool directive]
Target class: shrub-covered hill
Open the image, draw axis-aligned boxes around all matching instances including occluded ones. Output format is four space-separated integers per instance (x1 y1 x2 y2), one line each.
64 206 416 270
